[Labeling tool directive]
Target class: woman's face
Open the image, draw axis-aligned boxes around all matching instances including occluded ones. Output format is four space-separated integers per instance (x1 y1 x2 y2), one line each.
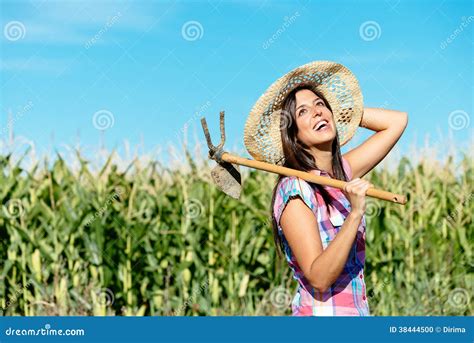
294 89 337 147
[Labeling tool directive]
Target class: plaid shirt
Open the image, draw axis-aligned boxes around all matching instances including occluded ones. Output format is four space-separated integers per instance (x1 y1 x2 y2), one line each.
273 157 370 316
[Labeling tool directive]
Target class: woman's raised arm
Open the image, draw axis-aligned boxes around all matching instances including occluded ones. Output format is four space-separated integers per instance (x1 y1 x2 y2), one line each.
343 107 408 179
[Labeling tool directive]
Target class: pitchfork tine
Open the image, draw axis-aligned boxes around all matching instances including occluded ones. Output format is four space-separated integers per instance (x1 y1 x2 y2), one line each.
200 117 216 152
217 111 226 150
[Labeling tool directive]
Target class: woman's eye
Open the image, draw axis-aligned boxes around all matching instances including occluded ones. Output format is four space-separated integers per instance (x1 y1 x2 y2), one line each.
299 109 307 116
316 101 324 106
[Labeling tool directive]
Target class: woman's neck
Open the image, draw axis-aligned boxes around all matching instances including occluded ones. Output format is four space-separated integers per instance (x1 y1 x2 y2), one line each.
308 144 333 175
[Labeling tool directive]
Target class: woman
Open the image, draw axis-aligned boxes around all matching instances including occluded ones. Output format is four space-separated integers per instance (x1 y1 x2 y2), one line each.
244 61 408 316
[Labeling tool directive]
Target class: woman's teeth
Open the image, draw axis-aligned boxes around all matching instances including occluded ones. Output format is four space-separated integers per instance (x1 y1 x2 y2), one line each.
314 120 328 131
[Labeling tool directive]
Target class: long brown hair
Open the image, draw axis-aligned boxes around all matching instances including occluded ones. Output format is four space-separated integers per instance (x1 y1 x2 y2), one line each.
270 85 348 258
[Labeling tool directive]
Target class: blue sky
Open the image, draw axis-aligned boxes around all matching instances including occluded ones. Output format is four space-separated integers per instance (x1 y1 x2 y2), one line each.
0 0 472 161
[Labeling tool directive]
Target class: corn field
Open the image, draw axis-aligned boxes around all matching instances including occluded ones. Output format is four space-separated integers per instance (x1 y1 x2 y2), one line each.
0 146 472 316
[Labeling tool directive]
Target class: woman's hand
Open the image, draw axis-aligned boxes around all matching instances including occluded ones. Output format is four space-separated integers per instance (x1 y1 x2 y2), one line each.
343 178 373 216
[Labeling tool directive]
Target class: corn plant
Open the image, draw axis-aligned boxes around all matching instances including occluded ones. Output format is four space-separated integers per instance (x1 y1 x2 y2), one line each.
0 146 472 316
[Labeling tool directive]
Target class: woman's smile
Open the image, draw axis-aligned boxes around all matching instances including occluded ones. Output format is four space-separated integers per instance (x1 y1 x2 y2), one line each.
312 118 332 133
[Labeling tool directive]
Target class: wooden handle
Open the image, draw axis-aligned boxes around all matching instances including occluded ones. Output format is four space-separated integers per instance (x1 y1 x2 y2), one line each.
222 152 406 205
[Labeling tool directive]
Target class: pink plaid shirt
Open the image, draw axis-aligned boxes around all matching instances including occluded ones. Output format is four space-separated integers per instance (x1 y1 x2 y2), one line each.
273 157 370 316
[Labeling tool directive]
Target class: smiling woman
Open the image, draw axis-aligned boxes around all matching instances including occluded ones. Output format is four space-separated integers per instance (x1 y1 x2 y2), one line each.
244 60 408 316
272 85 373 316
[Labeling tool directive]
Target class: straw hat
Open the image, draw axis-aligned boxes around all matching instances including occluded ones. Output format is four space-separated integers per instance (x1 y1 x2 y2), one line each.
244 61 363 166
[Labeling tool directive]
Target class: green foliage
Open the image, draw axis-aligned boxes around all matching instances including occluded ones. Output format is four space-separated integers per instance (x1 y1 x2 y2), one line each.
0 151 472 316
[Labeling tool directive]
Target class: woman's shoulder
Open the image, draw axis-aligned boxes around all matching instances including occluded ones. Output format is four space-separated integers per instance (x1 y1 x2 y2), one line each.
275 176 318 212
277 175 314 195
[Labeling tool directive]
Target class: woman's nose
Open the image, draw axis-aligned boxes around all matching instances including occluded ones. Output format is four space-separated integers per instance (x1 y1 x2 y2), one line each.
312 107 322 117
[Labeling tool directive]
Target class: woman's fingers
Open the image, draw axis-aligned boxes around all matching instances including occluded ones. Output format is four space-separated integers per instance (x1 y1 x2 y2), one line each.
344 178 363 192
356 183 372 195
344 179 372 195
345 178 366 188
